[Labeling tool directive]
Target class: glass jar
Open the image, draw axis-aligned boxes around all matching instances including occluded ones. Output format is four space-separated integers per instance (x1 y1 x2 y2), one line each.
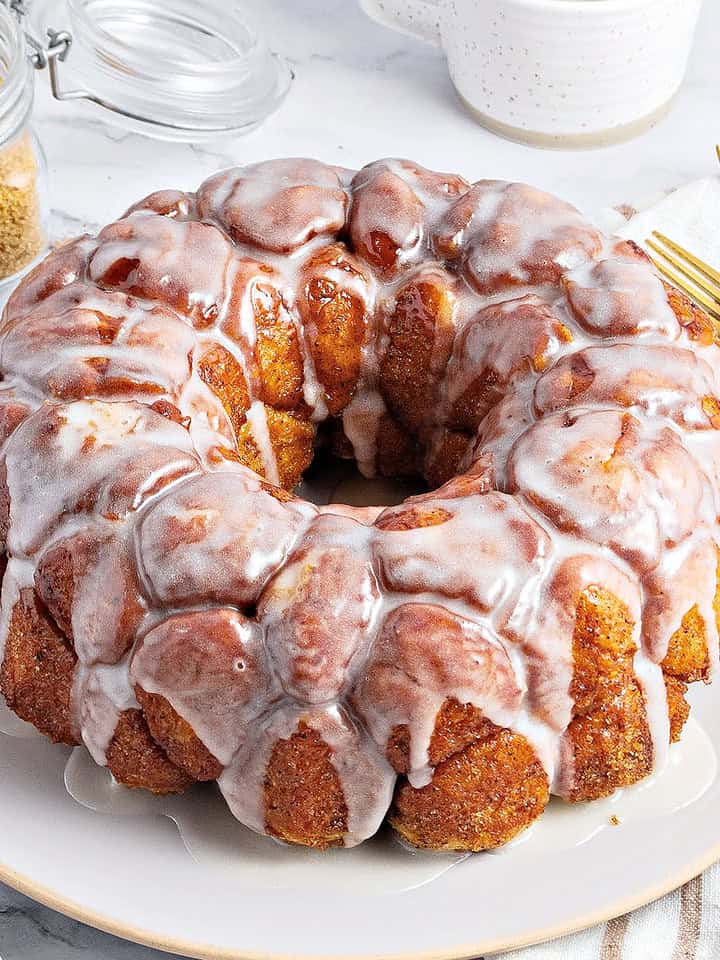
26 0 292 142
0 0 47 286
0 0 289 278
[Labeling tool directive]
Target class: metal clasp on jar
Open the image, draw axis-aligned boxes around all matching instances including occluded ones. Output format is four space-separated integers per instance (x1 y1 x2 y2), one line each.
4 0 137 120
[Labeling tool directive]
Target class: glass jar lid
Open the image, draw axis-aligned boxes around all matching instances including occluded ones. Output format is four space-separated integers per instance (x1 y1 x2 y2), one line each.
24 0 291 141
0 1 33 143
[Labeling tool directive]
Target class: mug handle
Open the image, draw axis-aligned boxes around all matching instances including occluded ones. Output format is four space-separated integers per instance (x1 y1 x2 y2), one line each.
359 0 442 46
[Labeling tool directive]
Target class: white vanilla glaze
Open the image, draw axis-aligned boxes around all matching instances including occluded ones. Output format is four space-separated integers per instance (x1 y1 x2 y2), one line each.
131 608 280 767
75 659 138 765
0 157 719 848
57 713 716 891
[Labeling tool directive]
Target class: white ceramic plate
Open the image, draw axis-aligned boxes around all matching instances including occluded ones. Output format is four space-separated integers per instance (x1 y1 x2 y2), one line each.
0 681 719 960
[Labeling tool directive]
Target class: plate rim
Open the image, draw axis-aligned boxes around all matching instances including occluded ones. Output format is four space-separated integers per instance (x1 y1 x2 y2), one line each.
2 843 720 960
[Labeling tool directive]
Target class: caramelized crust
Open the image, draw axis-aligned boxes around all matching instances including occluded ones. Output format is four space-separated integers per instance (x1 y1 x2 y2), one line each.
252 283 305 410
349 162 426 277
565 682 652 802
426 699 498 767
665 675 691 744
390 723 549 851
233 406 314 489
265 408 315 489
375 504 453 531
448 297 572 433
135 687 222 782
663 281 716 346
379 272 456 433
197 159 349 253
196 343 250 439
387 698 496 774
0 462 9 545
662 605 711 683
233 423 265 478
264 722 348 849
105 708 192 795
0 589 78 745
563 587 653 801
659 560 720 745
298 244 368 415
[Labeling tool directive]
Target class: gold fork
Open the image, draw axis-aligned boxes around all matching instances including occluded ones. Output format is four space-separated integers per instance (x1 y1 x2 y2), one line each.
644 145 720 323
647 231 720 323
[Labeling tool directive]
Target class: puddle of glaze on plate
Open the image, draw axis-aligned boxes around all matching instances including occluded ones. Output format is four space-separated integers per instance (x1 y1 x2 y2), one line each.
487 715 717 856
63 746 468 893
60 716 715 894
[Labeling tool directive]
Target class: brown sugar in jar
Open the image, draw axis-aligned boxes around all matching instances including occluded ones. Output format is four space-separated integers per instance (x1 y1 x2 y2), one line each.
0 4 47 287
0 128 44 281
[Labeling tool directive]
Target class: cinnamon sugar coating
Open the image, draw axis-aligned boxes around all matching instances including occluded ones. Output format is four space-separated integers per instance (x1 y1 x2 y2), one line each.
560 586 653 802
0 158 719 851
264 722 348 849
104 708 192 795
390 720 550 851
0 588 78 745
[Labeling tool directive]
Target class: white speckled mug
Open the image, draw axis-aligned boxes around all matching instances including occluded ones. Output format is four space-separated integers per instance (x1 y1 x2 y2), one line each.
359 0 703 147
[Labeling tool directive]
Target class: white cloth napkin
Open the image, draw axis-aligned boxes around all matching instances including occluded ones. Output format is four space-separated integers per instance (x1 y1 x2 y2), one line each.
598 175 720 264
491 175 720 960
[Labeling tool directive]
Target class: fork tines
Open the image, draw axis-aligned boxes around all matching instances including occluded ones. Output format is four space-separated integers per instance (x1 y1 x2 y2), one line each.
646 230 720 323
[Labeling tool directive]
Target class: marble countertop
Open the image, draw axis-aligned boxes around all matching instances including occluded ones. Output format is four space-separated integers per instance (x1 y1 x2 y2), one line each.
1 0 719 956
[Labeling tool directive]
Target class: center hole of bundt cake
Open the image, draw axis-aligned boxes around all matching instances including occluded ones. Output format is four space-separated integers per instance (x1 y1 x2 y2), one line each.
296 448 426 508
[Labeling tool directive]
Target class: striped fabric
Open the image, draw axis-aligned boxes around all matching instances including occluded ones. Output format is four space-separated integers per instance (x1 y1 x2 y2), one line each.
493 867 718 960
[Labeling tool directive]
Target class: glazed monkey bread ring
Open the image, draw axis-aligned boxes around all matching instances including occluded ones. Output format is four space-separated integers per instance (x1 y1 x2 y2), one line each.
0 157 717 851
